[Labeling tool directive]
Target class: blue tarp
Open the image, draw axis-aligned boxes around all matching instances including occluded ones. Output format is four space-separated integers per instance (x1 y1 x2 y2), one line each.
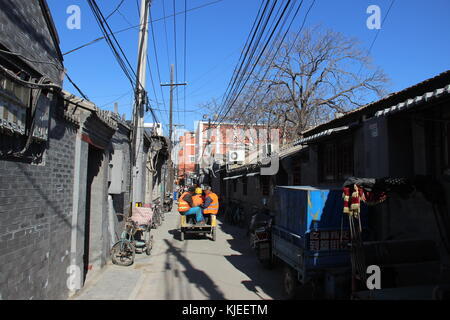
274 186 366 236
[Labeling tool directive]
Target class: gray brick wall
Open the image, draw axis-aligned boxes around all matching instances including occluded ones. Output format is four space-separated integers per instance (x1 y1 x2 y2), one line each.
0 0 63 84
0 100 76 300
110 123 131 238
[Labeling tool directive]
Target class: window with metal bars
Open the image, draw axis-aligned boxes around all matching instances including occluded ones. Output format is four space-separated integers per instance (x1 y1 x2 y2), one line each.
318 136 354 183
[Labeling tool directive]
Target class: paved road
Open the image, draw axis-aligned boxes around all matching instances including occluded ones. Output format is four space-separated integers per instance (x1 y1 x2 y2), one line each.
72 208 284 300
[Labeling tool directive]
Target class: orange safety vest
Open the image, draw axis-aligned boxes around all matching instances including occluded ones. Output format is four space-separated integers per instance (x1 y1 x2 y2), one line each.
192 194 204 207
178 192 191 212
203 192 219 214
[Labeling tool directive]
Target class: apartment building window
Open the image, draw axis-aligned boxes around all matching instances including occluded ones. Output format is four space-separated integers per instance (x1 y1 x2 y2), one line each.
318 136 354 182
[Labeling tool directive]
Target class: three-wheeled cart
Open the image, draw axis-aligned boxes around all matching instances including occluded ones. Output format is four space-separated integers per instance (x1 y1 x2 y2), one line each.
270 186 368 299
179 214 217 241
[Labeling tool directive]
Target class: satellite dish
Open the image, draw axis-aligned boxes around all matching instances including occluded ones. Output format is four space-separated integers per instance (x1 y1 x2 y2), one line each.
202 114 208 120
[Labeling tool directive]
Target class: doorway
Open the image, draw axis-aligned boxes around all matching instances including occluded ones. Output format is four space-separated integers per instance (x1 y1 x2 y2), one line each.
83 144 103 283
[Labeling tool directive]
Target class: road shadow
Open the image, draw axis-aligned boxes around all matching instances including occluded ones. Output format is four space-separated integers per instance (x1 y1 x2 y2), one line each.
168 228 181 241
217 216 284 300
163 239 225 299
167 225 215 242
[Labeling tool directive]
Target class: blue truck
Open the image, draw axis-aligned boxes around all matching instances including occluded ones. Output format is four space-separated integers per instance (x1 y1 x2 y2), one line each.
270 186 367 299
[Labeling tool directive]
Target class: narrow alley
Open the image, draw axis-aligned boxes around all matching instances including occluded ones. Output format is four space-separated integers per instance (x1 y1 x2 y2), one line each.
2 0 450 304
71 209 283 300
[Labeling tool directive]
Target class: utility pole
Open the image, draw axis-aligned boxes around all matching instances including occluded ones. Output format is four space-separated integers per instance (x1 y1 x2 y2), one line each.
161 64 187 195
131 0 151 206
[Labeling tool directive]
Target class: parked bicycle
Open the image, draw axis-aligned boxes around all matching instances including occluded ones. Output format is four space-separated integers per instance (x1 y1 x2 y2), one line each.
224 199 245 227
111 214 153 266
151 200 163 229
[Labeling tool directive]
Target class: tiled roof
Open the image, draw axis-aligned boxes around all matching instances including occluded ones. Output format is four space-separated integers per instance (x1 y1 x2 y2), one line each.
301 70 450 137
375 84 450 117
293 126 350 146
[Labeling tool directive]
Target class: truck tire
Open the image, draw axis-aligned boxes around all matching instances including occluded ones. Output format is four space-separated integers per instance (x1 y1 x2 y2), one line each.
256 244 273 269
283 265 300 299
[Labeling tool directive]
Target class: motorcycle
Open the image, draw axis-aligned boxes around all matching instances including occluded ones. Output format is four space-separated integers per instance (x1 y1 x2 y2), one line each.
163 192 173 213
248 208 273 268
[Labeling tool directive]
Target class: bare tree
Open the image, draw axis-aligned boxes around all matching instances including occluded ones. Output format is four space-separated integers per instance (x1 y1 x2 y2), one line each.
216 26 389 141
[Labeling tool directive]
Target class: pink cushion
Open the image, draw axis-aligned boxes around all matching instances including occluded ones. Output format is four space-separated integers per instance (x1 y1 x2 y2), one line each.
131 207 153 225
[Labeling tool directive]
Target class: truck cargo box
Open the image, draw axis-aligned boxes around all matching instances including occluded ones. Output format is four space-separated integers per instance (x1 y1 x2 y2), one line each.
272 186 368 277
274 186 367 233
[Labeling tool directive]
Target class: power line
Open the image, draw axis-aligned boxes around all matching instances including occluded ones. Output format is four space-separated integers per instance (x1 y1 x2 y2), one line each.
98 90 132 108
217 0 283 120
146 52 164 122
161 0 171 71
149 8 170 125
106 0 126 20
240 0 316 128
217 0 294 124
216 0 269 118
173 0 180 127
221 0 291 119
87 0 137 87
367 0 396 56
357 0 396 76
110 3 164 125
65 72 89 100
63 0 224 56
184 0 188 128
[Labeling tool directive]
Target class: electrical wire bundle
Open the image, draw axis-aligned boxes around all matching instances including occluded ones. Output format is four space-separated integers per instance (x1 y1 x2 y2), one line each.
87 0 139 89
214 0 315 129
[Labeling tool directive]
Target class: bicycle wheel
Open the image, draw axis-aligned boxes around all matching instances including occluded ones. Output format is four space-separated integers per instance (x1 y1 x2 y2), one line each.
144 231 153 256
111 241 135 266
152 211 159 229
157 209 163 226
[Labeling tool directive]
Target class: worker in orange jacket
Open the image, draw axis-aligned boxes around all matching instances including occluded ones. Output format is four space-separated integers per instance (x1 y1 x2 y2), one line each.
192 187 204 207
178 186 205 225
201 186 219 224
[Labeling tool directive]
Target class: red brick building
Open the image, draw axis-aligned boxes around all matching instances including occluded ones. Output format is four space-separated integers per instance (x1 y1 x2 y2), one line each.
176 131 196 185
194 121 279 183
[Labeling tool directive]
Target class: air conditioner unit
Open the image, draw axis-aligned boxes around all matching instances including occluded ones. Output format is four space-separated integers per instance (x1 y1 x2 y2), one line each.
228 150 245 164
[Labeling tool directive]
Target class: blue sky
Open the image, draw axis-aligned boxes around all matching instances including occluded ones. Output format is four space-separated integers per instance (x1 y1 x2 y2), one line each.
47 0 450 132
